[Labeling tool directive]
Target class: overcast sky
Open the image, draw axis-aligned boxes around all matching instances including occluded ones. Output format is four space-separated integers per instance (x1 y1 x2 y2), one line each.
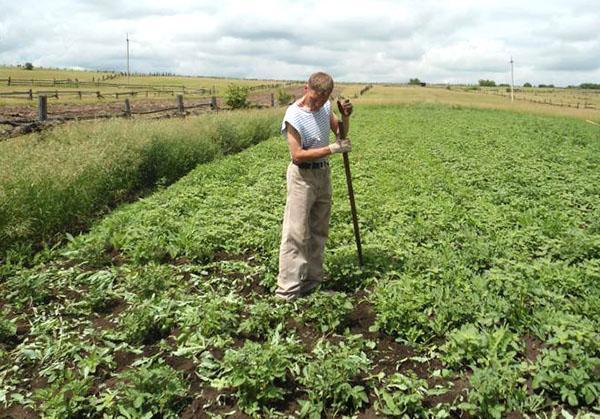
0 0 598 85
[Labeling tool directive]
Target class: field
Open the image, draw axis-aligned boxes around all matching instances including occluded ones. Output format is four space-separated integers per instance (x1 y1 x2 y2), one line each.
0 66 303 107
359 85 600 123
1 100 599 417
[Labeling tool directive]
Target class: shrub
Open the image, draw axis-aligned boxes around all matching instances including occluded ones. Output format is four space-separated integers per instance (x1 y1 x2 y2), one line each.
225 84 250 109
277 87 293 106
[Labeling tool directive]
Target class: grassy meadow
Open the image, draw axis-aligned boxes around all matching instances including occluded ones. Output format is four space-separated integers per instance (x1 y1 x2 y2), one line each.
0 102 598 417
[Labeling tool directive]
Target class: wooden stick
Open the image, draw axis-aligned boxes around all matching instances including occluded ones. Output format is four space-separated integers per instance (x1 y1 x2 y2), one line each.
337 102 364 266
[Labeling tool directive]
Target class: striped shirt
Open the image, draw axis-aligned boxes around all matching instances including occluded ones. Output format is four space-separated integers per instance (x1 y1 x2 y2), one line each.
281 100 331 162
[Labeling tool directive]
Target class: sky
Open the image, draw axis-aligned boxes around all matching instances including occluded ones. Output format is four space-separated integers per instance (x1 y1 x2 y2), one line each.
0 0 598 86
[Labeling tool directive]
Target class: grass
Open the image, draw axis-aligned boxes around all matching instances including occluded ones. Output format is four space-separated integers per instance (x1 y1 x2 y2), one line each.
0 108 281 260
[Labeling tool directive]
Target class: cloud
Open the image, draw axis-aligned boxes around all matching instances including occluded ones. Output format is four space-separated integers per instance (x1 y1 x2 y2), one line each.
1 0 599 85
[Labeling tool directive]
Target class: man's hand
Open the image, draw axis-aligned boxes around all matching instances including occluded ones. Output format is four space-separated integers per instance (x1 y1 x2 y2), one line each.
329 138 352 154
337 99 353 117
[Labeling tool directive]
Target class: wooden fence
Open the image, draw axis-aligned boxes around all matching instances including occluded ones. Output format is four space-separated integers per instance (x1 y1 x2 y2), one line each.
0 77 291 100
0 93 278 138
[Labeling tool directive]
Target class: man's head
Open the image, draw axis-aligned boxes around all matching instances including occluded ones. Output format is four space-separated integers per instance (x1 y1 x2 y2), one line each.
303 72 334 110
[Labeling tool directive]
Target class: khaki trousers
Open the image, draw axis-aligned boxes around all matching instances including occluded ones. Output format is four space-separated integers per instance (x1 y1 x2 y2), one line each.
276 163 332 300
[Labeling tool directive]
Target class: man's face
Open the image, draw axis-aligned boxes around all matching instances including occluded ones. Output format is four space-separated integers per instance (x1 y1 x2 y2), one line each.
304 86 331 110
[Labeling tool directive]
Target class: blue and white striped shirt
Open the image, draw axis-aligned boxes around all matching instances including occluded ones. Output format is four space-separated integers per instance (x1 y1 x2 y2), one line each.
281 100 331 162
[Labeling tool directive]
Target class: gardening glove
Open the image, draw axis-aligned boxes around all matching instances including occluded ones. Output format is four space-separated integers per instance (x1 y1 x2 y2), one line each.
329 138 352 154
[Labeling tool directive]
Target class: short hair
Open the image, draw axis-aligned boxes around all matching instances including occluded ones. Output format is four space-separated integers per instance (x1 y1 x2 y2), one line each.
308 72 334 94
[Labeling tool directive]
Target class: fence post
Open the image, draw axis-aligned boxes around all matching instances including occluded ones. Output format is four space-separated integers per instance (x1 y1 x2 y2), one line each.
7 76 10 86
271 92 275 107
38 95 48 121
28 89 33 100
211 96 217 111
124 98 131 117
176 94 185 114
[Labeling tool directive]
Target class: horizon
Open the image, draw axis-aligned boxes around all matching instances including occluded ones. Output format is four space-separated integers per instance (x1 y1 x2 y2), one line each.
1 64 596 89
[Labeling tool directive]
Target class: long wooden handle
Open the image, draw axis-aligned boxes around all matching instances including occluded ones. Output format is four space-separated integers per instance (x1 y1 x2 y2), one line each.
338 120 363 266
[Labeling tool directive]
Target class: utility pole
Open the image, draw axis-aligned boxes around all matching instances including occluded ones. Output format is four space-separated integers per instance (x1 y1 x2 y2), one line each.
510 56 514 103
126 33 130 84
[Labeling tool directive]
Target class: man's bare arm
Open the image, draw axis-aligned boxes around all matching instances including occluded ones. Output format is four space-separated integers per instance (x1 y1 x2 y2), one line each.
286 122 332 162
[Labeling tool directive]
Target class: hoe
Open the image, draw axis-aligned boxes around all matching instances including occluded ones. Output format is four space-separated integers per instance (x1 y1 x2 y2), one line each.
336 99 363 266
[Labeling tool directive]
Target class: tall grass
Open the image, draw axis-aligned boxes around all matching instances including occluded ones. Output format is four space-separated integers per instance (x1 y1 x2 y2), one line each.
0 109 281 257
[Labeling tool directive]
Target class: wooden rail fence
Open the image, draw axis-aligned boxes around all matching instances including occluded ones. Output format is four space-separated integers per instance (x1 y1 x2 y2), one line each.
0 78 291 100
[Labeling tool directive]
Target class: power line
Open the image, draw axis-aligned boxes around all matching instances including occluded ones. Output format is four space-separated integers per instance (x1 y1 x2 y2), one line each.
510 56 514 103
126 33 130 84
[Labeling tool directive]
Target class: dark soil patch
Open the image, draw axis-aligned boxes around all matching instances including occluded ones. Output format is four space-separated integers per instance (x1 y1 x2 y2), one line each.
95 297 127 315
239 273 269 297
285 317 322 352
523 334 544 362
114 349 140 372
181 386 247 419
166 355 196 375
91 315 115 330
0 405 39 419
424 374 470 408
212 250 255 264
347 293 378 339
369 334 415 376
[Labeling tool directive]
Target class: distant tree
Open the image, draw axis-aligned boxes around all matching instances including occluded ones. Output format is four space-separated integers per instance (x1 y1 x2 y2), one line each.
523 82 532 88
24 62 34 70
498 83 509 87
538 84 555 88
580 83 600 89
478 79 496 87
408 78 421 85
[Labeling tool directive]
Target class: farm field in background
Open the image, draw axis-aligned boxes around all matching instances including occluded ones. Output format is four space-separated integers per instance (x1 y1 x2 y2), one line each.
1 104 598 417
360 85 600 123
2 66 599 127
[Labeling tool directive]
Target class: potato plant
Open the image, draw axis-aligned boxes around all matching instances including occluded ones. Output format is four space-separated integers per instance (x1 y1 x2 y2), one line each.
0 104 598 416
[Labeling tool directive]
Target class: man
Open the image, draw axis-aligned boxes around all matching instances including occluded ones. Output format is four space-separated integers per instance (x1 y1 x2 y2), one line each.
276 72 353 300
